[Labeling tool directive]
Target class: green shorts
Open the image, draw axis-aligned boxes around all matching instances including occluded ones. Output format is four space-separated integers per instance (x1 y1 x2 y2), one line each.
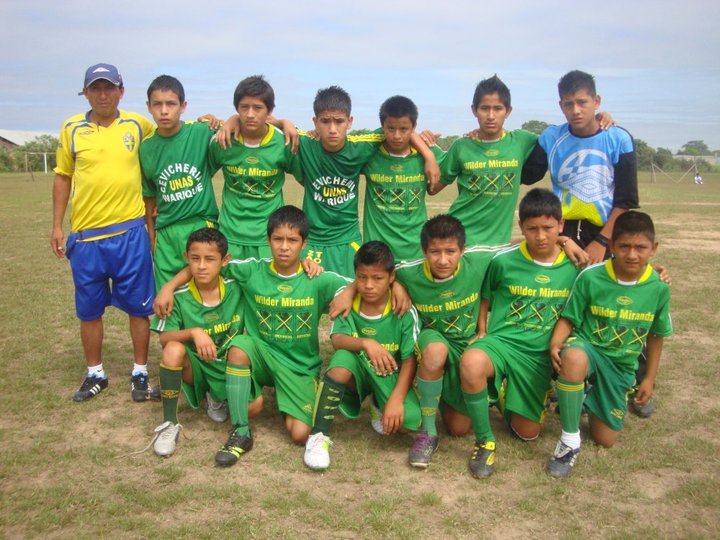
233 335 318 426
154 217 217 289
181 332 245 409
329 349 421 431
416 329 467 415
303 240 361 278
563 336 636 431
469 336 553 423
226 241 271 261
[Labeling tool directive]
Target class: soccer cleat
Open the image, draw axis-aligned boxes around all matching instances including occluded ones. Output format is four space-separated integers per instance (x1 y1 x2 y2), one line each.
408 433 439 468
206 393 229 423
369 401 385 435
153 421 182 457
469 439 496 478
215 428 253 467
304 432 332 471
547 440 581 478
130 373 155 402
629 398 655 418
73 375 108 402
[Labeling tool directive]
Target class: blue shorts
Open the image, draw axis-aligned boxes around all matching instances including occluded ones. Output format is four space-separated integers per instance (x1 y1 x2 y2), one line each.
67 226 155 320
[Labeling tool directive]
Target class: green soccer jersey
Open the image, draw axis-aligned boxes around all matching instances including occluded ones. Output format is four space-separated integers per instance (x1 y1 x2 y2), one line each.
395 246 494 346
140 121 219 230
441 130 538 246
298 130 384 245
150 277 244 357
331 294 420 363
482 242 580 354
224 258 351 375
362 145 445 262
562 260 673 370
209 124 301 247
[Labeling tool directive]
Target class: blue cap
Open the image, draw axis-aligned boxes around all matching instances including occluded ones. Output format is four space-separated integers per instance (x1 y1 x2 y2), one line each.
79 63 123 94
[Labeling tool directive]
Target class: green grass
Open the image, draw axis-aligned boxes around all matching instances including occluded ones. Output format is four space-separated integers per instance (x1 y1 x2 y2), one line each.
1 172 719 537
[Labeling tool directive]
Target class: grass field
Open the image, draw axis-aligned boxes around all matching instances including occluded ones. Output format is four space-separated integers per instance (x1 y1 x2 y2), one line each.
1 171 719 539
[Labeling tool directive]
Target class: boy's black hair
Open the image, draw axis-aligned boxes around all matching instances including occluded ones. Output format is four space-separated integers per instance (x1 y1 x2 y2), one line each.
233 75 275 112
147 75 185 103
558 70 596 98
354 241 395 272
267 205 309 240
472 74 511 109
612 211 656 242
421 215 466 251
313 86 352 116
186 227 228 257
519 188 562 222
379 95 418 126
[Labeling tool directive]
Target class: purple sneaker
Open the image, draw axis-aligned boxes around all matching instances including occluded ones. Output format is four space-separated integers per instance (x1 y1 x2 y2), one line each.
408 432 439 468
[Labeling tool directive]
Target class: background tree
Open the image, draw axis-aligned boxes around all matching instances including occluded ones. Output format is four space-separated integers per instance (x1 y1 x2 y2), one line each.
521 120 550 135
678 140 710 156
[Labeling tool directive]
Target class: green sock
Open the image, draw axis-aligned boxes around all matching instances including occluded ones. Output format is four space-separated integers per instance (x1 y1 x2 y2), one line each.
556 377 585 434
415 376 443 437
226 363 252 436
311 373 346 436
463 387 495 443
159 363 182 424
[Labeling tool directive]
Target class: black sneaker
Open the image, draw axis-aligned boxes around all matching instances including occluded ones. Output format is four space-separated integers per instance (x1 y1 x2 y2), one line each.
547 440 580 478
215 428 253 467
130 373 155 402
73 376 108 402
469 439 496 478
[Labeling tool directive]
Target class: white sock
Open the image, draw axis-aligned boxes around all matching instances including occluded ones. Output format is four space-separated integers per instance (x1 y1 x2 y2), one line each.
560 430 582 450
87 364 105 379
132 363 148 376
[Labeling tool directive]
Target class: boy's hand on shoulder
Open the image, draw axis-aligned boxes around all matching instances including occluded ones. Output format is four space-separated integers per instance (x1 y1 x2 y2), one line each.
382 395 404 434
306 129 319 139
419 130 440 147
560 236 590 267
596 111 616 130
329 283 356 319
153 285 176 318
198 113 222 130
364 339 398 376
390 281 411 316
653 263 672 285
301 257 324 278
216 115 241 149
585 241 607 264
278 119 299 154
191 328 217 361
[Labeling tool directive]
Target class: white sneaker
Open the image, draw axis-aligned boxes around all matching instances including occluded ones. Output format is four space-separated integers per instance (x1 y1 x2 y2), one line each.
153 421 181 457
304 432 332 470
369 401 386 435
207 392 229 423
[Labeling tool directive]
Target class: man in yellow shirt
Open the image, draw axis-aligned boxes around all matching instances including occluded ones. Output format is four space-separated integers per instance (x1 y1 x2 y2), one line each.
51 63 158 403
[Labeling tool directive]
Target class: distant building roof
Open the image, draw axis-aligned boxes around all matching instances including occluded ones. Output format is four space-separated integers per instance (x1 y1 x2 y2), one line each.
0 129 55 147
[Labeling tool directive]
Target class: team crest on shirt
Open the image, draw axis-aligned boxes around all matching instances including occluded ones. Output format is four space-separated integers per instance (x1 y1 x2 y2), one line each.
440 290 455 299
277 284 293 293
485 149 500 157
246 156 260 164
123 131 137 151
361 327 377 336
616 296 633 306
535 275 551 284
204 313 221 323
390 164 403 172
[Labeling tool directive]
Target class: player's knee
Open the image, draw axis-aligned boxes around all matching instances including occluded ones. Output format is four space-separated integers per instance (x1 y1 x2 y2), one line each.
443 408 471 437
420 343 448 375
560 348 589 379
510 415 541 441
326 367 353 385
162 341 186 367
226 347 250 366
590 417 620 448
248 396 263 418
459 349 491 384
289 424 311 446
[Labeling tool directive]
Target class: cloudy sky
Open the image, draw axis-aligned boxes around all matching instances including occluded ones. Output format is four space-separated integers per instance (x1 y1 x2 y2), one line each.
2 0 718 151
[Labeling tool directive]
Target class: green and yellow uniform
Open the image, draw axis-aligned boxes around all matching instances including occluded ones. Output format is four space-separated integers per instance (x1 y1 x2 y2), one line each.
440 130 538 247
56 109 155 234
561 260 672 429
396 246 496 413
362 145 445 262
140 121 220 286
298 131 384 276
209 125 301 260
224 259 351 424
151 277 244 407
329 295 422 430
469 243 579 422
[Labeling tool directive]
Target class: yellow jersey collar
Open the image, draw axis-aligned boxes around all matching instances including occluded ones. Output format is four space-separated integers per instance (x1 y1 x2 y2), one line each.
423 259 460 281
270 260 303 277
519 241 566 265
604 259 653 283
235 123 274 146
353 293 393 316
188 277 226 304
